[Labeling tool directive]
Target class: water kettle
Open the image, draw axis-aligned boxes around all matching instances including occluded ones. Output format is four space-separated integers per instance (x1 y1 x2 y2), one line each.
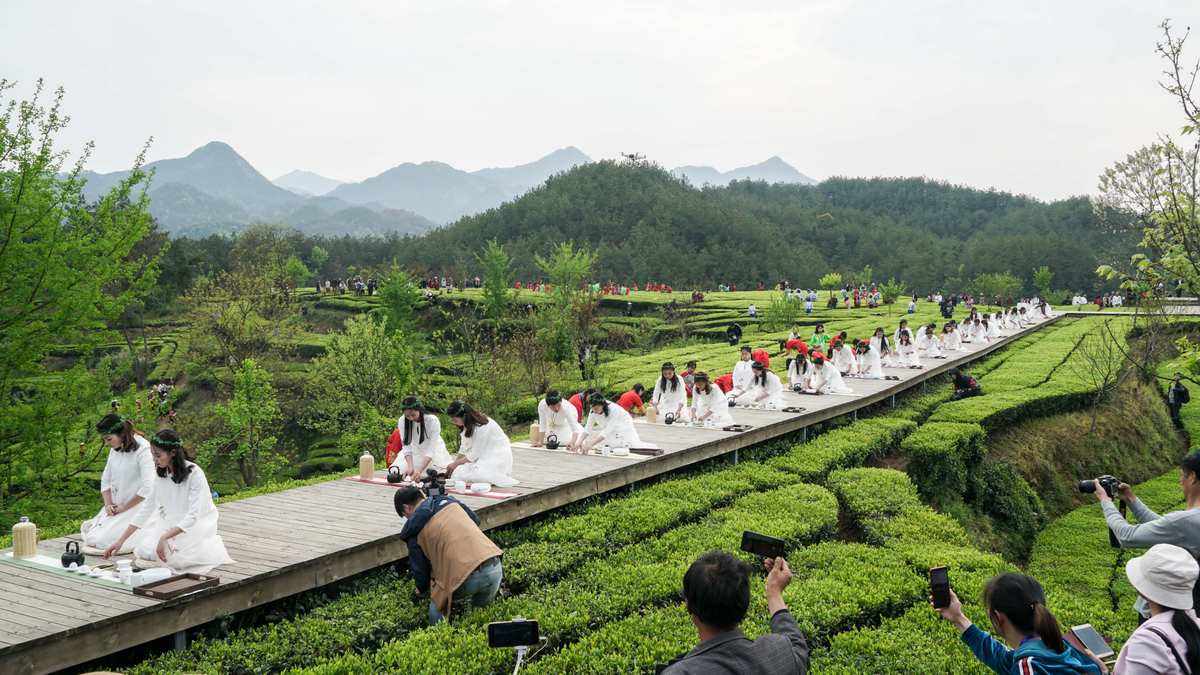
545 433 560 450
386 466 404 484
664 412 676 425
61 541 85 568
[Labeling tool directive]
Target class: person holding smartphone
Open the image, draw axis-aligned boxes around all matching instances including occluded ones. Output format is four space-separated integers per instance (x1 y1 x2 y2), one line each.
1113 544 1200 674
932 572 1103 674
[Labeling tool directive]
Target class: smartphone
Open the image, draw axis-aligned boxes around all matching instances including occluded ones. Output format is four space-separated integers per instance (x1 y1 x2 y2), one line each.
487 619 539 648
1070 624 1114 659
929 566 951 609
741 530 786 559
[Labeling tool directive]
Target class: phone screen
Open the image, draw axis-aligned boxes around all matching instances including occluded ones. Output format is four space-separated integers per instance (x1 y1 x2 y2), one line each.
929 566 950 608
487 620 539 648
1071 624 1114 658
740 531 786 559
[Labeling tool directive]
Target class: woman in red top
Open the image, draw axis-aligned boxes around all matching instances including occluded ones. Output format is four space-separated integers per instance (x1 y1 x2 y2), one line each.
713 373 735 393
567 388 596 422
616 384 646 414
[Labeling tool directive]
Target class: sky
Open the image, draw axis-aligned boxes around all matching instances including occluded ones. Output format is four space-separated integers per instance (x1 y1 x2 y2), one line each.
4 0 1200 200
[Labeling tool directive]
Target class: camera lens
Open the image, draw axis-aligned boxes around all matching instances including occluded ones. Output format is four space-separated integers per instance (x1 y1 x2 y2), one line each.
1077 480 1096 494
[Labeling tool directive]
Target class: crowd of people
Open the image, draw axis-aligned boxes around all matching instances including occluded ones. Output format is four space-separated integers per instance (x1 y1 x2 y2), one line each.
318 275 378 295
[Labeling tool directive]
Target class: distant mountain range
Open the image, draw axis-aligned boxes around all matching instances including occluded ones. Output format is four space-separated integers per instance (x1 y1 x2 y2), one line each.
80 141 815 236
671 156 817 187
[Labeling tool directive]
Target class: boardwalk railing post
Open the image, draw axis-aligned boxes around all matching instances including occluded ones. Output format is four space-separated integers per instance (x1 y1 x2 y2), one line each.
174 630 187 651
802 427 807 442
733 449 739 465
890 394 896 409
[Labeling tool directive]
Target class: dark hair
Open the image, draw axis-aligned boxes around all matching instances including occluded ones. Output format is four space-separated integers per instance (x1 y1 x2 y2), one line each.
682 551 752 631
693 372 711 393
741 346 752 354
659 371 680 393
632 383 645 395
545 390 562 405
1181 452 1200 481
982 573 1065 653
96 413 139 452
1170 610 1200 673
393 486 425 517
150 429 193 483
401 395 428 445
446 400 489 437
588 392 609 415
686 360 697 369
752 362 768 387
814 323 825 333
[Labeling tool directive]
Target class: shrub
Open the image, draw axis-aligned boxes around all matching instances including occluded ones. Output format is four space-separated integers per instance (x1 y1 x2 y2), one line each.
966 459 1045 546
900 422 985 501
827 468 923 525
769 418 917 481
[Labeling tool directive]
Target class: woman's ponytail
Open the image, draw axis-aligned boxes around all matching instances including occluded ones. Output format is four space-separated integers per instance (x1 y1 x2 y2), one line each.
1171 610 1200 673
1030 602 1065 653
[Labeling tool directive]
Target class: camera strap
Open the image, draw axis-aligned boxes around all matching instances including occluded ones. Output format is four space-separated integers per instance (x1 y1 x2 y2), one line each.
1146 625 1190 674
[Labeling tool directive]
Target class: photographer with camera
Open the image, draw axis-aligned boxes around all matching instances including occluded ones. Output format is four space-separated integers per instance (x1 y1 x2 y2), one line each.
661 551 809 674
1090 452 1200 619
394 485 503 625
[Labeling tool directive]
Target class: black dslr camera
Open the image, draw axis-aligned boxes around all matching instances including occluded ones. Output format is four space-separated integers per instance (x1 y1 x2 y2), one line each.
1078 475 1125 548
420 468 448 498
1078 475 1121 499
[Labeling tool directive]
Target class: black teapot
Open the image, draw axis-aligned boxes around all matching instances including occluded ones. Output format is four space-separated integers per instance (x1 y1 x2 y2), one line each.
61 541 85 568
664 413 676 425
386 466 403 484
545 433 560 450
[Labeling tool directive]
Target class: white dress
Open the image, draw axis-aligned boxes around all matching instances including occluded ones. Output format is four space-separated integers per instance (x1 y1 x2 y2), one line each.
537 398 583 443
652 377 689 420
391 414 453 473
897 341 921 368
81 435 157 551
730 359 755 395
986 321 1000 340
787 358 808 389
920 332 944 358
832 344 857 373
691 387 733 425
453 419 518 487
130 463 233 574
735 371 784 407
859 346 884 379
817 363 853 394
585 401 643 448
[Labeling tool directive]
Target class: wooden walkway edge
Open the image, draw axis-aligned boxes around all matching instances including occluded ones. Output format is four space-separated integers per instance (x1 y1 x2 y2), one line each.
0 316 1062 674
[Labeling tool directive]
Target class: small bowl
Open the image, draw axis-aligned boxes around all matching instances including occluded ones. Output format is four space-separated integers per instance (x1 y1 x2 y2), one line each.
469 482 491 494
610 447 631 457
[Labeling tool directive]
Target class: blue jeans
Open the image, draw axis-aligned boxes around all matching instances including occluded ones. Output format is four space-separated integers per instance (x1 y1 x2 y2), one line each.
428 557 503 624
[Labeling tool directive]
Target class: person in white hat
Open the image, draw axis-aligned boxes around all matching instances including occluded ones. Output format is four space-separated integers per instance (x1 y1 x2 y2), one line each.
1114 543 1200 674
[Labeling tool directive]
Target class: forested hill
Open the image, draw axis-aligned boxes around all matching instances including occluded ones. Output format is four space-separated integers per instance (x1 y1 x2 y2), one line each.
394 160 1134 294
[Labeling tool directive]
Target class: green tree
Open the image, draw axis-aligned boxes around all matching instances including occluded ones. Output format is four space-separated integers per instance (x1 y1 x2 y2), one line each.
819 272 843 300
878 278 907 305
476 239 515 322
378 264 422 332
282 254 312 290
302 314 421 445
1032 266 1053 298
535 242 598 367
0 80 161 501
309 245 329 277
971 272 1023 305
207 359 283 487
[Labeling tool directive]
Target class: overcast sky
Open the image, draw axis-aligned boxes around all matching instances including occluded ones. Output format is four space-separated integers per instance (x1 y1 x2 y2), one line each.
4 0 1199 200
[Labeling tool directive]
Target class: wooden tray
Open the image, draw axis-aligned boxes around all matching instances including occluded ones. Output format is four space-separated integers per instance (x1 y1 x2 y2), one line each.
132 573 219 599
722 424 754 432
781 406 807 413
630 447 665 457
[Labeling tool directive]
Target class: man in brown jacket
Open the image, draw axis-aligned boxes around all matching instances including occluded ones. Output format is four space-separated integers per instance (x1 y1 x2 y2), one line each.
395 486 503 624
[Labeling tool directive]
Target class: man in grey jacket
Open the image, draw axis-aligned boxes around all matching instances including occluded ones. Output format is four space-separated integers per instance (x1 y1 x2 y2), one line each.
662 551 809 674
1094 451 1200 617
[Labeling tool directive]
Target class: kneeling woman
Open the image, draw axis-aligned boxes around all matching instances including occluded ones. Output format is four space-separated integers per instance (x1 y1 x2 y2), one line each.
734 361 784 407
444 401 519 487
690 373 733 425
581 392 643 453
535 390 584 449
103 430 234 573
651 362 690 423
392 397 454 481
81 414 157 555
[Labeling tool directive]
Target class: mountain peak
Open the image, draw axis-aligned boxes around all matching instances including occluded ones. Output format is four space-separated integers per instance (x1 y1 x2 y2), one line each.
672 156 816 186
189 140 241 159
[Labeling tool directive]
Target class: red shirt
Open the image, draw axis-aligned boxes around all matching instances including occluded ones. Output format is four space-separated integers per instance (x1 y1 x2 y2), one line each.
385 428 403 467
617 390 644 412
568 394 585 421
714 373 734 393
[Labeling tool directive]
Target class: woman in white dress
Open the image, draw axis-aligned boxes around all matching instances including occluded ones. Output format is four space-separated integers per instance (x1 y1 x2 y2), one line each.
104 429 233 574
855 340 886 380
729 346 755 399
813 353 854 394
941 323 963 352
444 401 518 487
534 390 584 450
734 361 784 407
786 352 810 389
896 330 923 368
581 393 643 452
871 328 897 367
81 414 157 554
391 397 454 480
832 334 858 375
985 316 1001 340
689 373 733 425
651 362 689 423
920 325 945 359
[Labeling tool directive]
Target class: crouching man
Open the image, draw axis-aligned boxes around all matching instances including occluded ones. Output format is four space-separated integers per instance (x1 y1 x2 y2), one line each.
663 551 810 674
394 486 503 625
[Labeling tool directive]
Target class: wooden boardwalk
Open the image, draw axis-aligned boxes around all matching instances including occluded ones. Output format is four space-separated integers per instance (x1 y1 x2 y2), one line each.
0 317 1060 674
